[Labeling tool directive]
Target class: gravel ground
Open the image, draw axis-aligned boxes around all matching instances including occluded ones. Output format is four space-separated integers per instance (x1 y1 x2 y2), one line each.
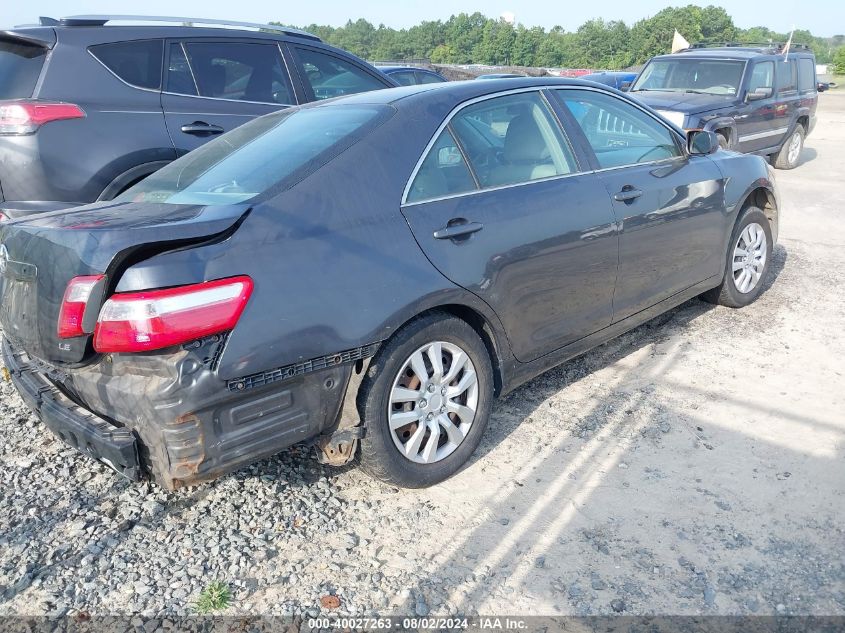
1 95 844 619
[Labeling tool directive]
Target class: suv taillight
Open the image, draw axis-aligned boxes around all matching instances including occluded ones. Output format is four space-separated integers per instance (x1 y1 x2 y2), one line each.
57 275 106 338
0 100 85 135
93 277 253 353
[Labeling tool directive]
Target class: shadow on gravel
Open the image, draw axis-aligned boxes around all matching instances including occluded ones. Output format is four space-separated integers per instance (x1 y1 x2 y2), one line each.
466 243 787 466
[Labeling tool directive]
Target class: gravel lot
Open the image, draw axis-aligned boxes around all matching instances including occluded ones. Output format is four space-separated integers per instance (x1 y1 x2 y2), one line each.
1 94 844 620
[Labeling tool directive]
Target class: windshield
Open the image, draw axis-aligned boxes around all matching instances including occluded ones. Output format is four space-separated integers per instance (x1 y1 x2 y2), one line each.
632 58 745 96
119 104 391 205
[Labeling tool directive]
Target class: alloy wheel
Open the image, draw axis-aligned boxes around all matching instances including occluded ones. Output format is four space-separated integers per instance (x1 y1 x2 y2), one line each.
388 341 479 464
732 222 768 294
787 131 802 165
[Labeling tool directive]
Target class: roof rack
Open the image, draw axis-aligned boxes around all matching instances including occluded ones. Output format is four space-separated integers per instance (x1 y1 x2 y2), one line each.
685 42 811 53
35 15 320 41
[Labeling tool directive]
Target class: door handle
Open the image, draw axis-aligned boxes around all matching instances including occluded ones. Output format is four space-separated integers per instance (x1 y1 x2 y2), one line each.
613 186 643 202
433 220 484 240
180 122 225 136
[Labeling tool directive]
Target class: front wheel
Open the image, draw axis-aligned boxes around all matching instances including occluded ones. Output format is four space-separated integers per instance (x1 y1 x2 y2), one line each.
774 126 804 169
701 207 773 308
357 313 494 488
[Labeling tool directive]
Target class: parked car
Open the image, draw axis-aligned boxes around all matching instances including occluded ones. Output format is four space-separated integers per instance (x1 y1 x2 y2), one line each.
0 15 396 218
378 65 448 86
580 71 638 90
817 81 835 92
0 77 779 490
629 43 817 169
475 73 523 80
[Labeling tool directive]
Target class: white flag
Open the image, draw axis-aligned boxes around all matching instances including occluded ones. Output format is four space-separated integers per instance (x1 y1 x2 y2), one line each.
672 30 691 54
783 28 794 58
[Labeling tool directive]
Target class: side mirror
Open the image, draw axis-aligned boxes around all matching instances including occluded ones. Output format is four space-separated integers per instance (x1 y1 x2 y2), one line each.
438 146 463 167
619 81 632 92
746 87 773 101
687 130 720 155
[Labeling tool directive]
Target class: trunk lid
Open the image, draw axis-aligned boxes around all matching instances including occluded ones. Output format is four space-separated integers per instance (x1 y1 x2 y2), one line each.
0 200 249 364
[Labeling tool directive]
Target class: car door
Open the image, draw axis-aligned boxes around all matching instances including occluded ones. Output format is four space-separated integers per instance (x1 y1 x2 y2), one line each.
161 39 295 155
401 89 619 363
552 88 726 321
735 60 783 153
288 45 393 101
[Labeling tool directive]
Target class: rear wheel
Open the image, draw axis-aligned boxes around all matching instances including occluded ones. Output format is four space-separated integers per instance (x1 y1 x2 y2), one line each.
774 126 804 169
701 207 773 308
357 313 493 488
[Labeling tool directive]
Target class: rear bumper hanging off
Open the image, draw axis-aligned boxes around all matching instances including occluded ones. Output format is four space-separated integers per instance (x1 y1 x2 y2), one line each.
2 337 142 480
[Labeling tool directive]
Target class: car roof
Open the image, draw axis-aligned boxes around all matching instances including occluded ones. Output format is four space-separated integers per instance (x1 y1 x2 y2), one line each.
652 48 813 61
9 15 321 42
319 76 608 108
379 66 440 73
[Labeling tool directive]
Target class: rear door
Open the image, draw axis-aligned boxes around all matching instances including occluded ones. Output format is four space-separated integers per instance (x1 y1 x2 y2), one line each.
401 89 619 363
553 88 726 321
161 39 295 154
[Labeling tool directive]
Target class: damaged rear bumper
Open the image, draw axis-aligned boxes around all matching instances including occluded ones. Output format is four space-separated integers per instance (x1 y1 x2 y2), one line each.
2 336 354 489
2 338 141 480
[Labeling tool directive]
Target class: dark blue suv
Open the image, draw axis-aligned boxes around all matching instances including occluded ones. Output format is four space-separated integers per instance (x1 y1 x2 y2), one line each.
0 15 395 218
630 43 817 169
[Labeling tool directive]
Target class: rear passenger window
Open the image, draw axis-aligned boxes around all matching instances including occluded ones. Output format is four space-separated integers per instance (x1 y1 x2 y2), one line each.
166 44 196 95
406 129 476 203
450 92 576 188
417 72 446 84
776 59 798 93
182 42 292 104
798 58 816 92
391 71 417 86
90 40 163 90
295 47 387 100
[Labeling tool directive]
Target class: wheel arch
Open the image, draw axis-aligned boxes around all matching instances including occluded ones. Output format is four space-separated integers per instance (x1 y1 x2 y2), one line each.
740 186 779 244
97 159 172 201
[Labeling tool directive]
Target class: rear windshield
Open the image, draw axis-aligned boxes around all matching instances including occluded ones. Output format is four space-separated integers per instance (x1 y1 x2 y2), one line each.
632 58 745 96
118 104 392 205
0 40 47 99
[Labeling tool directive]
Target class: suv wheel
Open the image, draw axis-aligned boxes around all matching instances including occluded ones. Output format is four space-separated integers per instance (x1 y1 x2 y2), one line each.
774 126 804 169
701 207 773 308
357 313 494 488
716 131 730 150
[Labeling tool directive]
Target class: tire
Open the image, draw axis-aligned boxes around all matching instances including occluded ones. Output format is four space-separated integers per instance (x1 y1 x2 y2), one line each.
717 131 730 150
701 206 773 308
357 312 494 488
774 126 804 169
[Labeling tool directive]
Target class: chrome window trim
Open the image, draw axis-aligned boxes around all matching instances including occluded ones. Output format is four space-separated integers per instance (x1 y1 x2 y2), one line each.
402 170 584 208
178 41 200 95
401 86 585 206
87 42 163 94
401 84 691 207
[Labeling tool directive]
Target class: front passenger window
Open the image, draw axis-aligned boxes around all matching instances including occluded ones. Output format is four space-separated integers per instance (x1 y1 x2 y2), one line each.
749 62 774 94
557 89 682 169
295 47 387 100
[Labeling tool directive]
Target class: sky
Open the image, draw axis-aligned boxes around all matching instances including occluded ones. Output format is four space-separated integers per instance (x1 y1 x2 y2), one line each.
2 1 843 37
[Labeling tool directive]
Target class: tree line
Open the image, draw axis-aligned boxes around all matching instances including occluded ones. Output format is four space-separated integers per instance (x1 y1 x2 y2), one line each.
281 5 844 69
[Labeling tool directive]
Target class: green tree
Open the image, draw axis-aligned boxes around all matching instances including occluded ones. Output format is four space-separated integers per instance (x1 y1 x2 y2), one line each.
833 46 845 74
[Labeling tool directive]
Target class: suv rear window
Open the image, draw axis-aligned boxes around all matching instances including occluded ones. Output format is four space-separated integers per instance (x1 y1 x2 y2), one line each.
119 104 392 205
90 40 163 90
0 40 47 99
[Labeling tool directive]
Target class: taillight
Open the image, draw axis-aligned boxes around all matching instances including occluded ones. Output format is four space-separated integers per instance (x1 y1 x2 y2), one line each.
58 275 105 338
0 100 85 135
93 276 253 353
